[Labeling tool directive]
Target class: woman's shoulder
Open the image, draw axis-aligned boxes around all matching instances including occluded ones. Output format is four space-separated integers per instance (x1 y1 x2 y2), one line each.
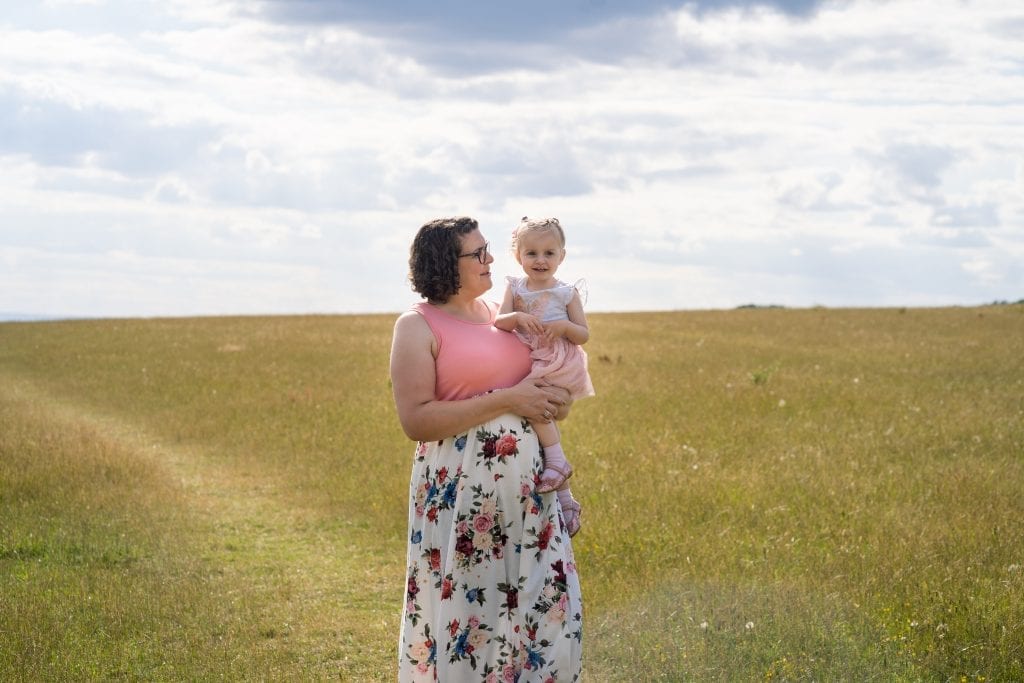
392 309 436 358
400 302 433 323
395 307 431 332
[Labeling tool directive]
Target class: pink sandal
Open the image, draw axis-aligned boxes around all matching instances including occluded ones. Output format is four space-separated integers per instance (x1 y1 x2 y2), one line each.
561 497 581 538
536 460 573 494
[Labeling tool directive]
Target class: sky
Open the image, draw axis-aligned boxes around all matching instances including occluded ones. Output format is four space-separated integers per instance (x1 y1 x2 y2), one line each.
1 0 1022 319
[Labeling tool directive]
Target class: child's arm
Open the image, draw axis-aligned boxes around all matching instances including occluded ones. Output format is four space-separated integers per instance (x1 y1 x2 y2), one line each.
543 289 590 345
494 284 518 331
493 313 517 331
495 285 544 334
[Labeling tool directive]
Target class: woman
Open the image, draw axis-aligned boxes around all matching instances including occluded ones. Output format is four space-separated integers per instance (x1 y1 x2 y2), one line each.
390 216 583 682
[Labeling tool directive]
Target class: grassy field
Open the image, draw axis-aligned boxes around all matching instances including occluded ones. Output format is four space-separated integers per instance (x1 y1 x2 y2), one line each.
1 306 1022 681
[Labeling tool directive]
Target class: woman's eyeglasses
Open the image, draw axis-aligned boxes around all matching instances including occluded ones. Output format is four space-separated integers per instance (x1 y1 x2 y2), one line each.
459 242 490 264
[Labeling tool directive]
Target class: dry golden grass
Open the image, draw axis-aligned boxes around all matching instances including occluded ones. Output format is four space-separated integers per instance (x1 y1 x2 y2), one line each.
1 305 1022 680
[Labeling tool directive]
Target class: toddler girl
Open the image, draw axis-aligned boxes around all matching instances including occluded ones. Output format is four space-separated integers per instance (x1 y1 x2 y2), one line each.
495 217 594 537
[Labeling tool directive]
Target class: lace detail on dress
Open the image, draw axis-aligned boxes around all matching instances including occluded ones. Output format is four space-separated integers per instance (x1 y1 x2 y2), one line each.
505 276 576 323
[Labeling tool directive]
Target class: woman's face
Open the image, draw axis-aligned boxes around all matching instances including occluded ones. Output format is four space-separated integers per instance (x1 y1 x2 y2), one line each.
456 229 494 297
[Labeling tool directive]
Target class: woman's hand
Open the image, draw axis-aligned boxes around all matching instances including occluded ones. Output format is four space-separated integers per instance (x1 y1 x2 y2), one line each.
550 387 574 420
507 377 569 424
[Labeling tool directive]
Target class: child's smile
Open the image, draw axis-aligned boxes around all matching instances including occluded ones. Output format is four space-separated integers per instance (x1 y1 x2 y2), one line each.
516 230 566 290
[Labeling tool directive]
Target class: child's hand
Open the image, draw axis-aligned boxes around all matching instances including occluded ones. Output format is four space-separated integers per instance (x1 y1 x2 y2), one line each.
541 320 569 343
516 313 545 335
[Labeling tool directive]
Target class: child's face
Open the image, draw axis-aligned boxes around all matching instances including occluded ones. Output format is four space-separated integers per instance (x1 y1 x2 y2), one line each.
515 229 565 284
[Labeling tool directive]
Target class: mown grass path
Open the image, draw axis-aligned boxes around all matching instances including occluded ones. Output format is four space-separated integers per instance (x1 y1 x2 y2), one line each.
1 366 401 680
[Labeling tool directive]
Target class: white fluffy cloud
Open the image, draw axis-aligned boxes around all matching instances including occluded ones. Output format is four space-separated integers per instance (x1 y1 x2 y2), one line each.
0 0 1021 318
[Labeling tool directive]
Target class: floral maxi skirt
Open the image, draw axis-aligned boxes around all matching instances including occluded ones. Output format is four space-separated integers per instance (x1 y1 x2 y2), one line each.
398 414 583 682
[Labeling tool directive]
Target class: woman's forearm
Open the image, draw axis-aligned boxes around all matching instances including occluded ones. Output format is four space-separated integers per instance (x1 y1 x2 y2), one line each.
397 380 569 442
398 390 515 442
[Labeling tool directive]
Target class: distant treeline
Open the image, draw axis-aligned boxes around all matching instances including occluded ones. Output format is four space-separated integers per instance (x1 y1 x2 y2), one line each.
735 299 1023 310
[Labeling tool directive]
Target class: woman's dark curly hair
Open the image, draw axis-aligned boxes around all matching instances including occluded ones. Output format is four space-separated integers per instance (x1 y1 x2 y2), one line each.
408 216 479 302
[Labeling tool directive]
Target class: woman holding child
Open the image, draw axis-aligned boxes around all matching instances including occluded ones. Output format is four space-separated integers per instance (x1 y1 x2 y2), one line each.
390 216 584 681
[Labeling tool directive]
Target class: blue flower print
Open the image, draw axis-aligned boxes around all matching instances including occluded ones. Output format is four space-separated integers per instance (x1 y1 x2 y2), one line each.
454 628 470 657
455 434 467 451
411 530 422 544
443 480 458 507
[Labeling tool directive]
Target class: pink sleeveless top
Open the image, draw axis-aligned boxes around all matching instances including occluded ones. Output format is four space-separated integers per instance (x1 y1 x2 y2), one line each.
412 301 532 401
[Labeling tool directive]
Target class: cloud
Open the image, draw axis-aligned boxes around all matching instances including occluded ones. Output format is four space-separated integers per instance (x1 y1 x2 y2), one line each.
0 90 220 177
1 0 1022 318
930 203 998 230
0 244 334 317
876 142 962 192
253 0 831 76
256 0 828 37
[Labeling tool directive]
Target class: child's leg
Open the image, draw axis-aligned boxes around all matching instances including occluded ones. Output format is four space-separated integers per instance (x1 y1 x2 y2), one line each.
533 419 572 493
557 482 581 537
532 417 559 449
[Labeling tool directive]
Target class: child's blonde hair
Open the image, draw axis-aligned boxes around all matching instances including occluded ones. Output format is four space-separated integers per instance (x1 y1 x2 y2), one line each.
511 216 565 255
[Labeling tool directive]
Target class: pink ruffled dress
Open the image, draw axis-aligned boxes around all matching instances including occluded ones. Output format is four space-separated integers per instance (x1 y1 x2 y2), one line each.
507 276 595 401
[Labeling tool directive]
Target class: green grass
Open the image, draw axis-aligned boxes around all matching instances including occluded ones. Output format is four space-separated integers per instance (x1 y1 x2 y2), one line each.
2 306 1022 680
